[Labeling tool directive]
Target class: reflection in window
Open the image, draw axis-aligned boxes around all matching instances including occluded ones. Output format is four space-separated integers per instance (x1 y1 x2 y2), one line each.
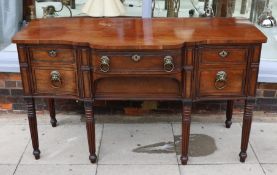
150 0 276 21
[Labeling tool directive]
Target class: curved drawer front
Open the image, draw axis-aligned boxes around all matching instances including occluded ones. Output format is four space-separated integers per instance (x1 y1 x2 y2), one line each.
198 68 246 97
200 46 248 64
32 67 78 96
93 50 182 74
29 46 75 65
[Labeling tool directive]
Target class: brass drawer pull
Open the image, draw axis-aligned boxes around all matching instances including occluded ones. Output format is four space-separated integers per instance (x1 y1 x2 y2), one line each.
131 54 141 62
219 50 229 58
50 70 62 88
48 50 57 57
215 71 227 90
100 56 110 72
164 56 174 72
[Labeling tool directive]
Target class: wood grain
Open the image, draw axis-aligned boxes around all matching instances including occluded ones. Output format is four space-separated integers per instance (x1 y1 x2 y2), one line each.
12 18 267 49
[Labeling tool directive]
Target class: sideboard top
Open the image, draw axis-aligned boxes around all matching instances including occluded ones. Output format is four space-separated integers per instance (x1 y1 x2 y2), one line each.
12 17 267 49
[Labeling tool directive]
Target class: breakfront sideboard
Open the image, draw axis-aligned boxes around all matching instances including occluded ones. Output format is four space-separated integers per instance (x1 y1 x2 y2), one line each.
12 17 267 165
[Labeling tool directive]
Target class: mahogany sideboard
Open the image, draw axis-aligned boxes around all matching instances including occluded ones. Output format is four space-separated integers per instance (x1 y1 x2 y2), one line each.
12 17 267 165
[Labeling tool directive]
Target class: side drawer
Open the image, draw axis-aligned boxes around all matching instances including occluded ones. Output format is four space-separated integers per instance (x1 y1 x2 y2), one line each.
199 46 248 64
93 50 182 74
197 68 246 97
29 46 75 64
32 67 78 96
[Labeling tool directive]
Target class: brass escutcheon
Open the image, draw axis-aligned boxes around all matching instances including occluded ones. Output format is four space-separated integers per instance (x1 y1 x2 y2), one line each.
219 50 229 58
48 50 57 57
131 54 141 62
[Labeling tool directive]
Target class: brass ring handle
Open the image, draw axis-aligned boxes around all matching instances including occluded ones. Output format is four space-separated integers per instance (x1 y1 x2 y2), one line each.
100 56 110 72
48 50 57 57
215 71 227 90
164 56 174 72
50 70 62 88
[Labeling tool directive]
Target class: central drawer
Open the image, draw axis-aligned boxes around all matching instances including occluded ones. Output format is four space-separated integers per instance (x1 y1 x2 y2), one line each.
93 50 182 74
93 50 183 99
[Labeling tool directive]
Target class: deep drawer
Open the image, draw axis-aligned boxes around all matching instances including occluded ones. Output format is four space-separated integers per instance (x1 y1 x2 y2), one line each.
93 50 182 74
29 46 75 64
197 68 246 97
32 67 78 96
200 47 248 64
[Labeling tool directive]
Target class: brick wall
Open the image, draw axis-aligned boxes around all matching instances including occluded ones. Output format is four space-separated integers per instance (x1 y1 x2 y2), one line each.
0 73 23 111
1 72 277 115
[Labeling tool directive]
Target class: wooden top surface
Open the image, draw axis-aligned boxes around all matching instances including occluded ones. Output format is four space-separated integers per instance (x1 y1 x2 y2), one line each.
12 17 267 49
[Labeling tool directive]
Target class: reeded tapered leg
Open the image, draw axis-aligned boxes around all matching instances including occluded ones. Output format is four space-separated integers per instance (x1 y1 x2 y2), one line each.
48 98 57 127
84 101 97 163
26 98 40 159
180 101 192 165
225 100 234 128
239 99 254 162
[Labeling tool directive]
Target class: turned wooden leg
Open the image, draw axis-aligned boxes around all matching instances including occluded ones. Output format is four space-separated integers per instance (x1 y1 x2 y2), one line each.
225 100 234 128
84 101 97 163
48 98 57 127
26 98 40 160
239 99 254 162
180 101 192 165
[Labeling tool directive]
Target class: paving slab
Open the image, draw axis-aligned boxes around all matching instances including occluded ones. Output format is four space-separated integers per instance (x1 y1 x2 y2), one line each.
20 124 103 165
250 123 277 163
0 114 85 125
97 165 180 175
0 115 27 125
180 164 265 175
172 123 259 164
0 125 30 164
0 165 17 175
98 124 178 165
261 164 277 175
14 164 96 175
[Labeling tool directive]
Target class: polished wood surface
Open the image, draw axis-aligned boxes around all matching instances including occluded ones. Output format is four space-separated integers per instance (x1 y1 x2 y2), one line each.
180 101 192 165
198 68 245 96
13 18 267 165
48 98 57 127
26 98 40 159
199 47 248 64
84 101 97 163
240 99 255 162
30 46 75 64
13 18 266 49
226 100 234 128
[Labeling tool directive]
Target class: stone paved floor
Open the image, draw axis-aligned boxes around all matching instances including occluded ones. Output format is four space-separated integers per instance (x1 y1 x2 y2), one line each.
0 113 277 175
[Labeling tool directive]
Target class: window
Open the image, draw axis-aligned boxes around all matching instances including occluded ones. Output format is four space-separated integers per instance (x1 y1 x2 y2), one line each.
1 0 276 81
